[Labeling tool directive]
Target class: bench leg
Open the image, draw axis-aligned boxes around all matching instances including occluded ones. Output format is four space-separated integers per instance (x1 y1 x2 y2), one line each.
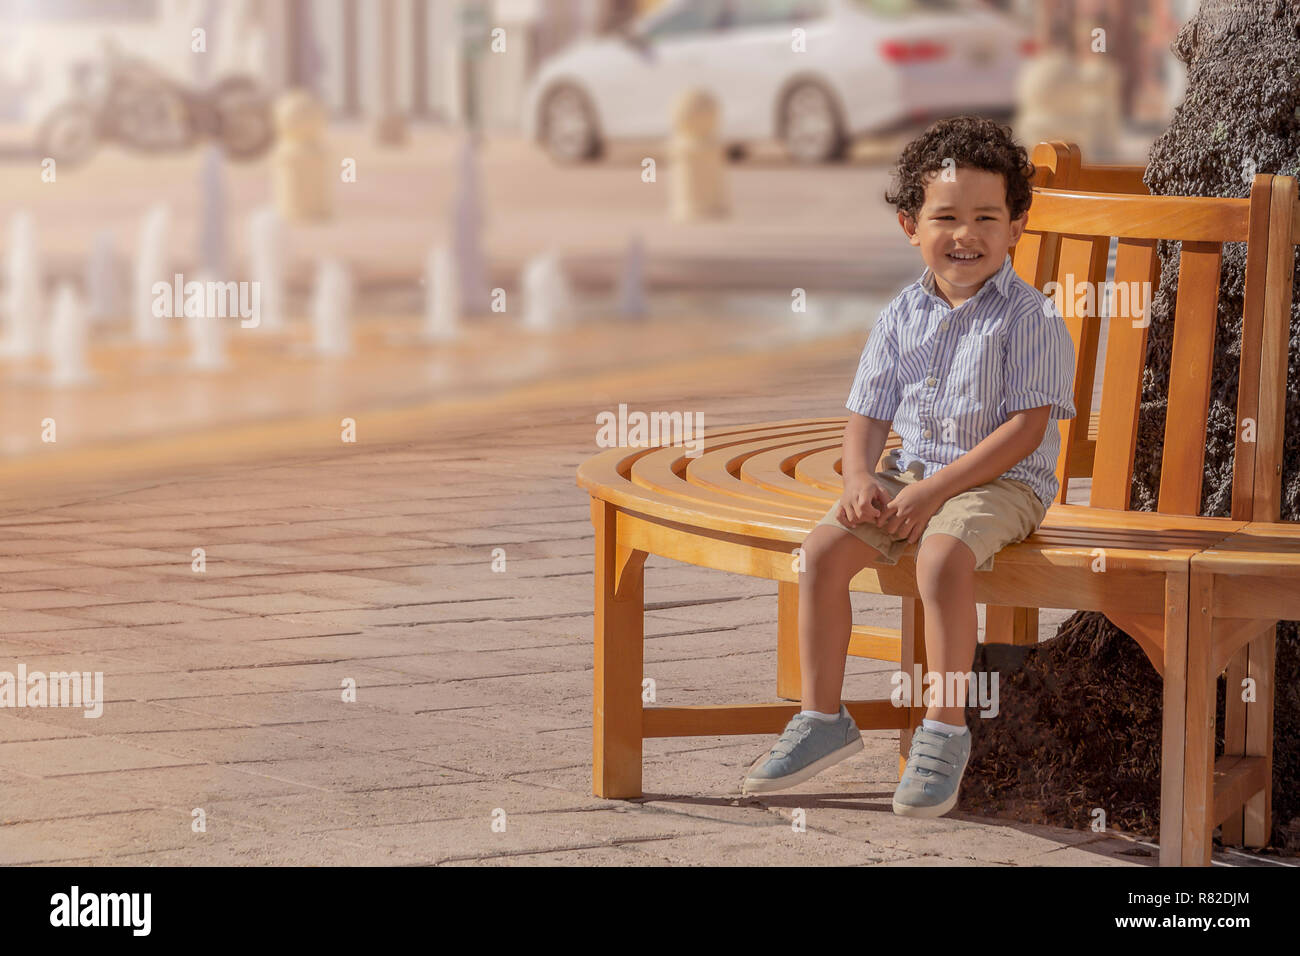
1243 624 1275 849
777 580 801 700
897 597 927 779
985 605 1038 645
591 498 648 799
1221 644 1249 846
1179 569 1217 866
1159 571 1191 866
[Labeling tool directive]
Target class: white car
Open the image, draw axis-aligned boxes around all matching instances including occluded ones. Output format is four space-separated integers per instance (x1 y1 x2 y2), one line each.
523 0 1031 163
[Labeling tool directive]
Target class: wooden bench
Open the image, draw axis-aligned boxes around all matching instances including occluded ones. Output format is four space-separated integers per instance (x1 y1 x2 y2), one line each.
575 156 1297 866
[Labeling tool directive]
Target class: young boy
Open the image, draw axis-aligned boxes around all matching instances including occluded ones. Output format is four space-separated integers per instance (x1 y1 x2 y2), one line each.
742 116 1076 818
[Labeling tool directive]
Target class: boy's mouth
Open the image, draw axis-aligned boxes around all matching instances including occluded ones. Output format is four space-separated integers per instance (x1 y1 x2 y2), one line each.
946 250 983 263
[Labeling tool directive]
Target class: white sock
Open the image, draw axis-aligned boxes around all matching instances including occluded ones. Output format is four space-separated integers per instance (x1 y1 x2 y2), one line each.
799 707 842 722
922 717 968 736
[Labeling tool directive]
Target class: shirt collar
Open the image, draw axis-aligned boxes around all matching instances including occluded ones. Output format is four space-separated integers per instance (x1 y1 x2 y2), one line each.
918 252 1015 304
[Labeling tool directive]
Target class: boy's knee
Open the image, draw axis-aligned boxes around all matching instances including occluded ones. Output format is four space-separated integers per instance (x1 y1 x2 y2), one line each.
801 526 879 582
915 533 975 598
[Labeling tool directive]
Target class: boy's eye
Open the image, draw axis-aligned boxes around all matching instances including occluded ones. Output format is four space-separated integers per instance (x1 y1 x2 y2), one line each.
935 216 995 220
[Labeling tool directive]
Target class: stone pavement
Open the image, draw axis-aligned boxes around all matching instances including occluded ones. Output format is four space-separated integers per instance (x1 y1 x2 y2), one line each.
0 330 1267 867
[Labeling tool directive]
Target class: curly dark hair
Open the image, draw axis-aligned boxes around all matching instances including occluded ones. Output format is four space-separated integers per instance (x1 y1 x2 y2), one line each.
884 116 1036 223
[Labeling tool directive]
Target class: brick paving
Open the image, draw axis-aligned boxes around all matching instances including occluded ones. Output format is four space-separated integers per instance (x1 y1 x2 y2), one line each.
0 326 1217 867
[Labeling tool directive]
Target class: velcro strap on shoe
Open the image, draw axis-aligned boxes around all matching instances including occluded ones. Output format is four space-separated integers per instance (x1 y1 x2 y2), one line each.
908 753 952 774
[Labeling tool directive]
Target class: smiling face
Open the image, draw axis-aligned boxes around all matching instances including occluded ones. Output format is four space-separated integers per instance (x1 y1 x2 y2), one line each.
899 167 1027 307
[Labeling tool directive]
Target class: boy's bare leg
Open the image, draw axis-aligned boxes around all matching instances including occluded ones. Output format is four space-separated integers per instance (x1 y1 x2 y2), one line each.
913 533 978 725
798 525 884 714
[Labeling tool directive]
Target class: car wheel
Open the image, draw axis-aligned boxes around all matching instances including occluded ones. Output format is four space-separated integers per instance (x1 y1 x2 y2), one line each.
780 82 847 164
540 83 601 163
35 102 100 167
211 76 274 160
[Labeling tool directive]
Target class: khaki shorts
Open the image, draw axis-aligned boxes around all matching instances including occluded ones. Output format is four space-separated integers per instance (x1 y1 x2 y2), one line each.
814 448 1048 572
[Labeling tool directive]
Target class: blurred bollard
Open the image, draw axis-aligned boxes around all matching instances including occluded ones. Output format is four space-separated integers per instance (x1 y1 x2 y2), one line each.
311 258 352 356
248 206 285 333
133 204 171 344
522 249 575 331
1076 52 1123 163
422 245 460 342
2 211 43 359
452 134 490 316
185 271 228 371
669 89 728 223
617 235 647 320
49 283 92 386
199 145 228 275
85 230 121 327
273 90 333 221
1015 47 1122 163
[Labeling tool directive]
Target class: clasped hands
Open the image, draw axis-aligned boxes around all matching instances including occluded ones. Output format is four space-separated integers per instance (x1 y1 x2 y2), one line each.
836 475 944 545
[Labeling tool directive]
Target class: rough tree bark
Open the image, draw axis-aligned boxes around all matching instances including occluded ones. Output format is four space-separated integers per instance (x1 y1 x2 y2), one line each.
963 0 1300 852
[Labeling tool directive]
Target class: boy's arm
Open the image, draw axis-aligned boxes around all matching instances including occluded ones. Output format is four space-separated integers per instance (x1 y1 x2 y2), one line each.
843 412 893 482
843 300 902 479
921 406 1052 501
922 299 1076 502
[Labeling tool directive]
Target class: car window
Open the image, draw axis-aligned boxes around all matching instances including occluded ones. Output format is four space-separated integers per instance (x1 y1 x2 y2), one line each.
728 0 831 27
851 0 966 15
641 0 728 38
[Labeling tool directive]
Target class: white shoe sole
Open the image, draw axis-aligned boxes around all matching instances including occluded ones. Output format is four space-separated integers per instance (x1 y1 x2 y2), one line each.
892 788 959 818
741 735 863 794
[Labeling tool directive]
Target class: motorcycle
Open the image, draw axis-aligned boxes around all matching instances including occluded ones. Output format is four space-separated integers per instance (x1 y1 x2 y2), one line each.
36 44 274 167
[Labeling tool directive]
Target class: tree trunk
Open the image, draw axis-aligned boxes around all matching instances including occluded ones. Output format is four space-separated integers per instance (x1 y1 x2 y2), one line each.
964 0 1300 853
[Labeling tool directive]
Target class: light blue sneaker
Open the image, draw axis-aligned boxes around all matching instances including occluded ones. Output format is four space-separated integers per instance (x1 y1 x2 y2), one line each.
741 705 863 794
892 725 971 818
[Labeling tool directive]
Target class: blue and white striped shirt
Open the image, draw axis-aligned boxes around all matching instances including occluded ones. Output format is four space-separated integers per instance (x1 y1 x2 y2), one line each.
846 252 1076 510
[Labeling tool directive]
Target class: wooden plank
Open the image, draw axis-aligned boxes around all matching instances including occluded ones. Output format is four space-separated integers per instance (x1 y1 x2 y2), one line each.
1212 756 1269 828
986 605 1038 646
1159 571 1190 866
1220 646 1249 844
776 580 800 700
898 597 926 779
1180 569 1216 865
642 700 909 737
1243 626 1275 847
847 625 902 662
1027 189 1251 243
1091 237 1158 509
1253 179 1298 520
1229 175 1274 520
1158 241 1222 515
591 498 648 799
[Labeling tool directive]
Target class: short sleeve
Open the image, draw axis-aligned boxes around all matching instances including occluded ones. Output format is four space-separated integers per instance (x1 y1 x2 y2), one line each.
1003 298 1077 419
845 301 900 421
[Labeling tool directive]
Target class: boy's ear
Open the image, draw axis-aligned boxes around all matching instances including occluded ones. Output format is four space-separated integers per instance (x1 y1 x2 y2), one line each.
898 210 920 246
1007 211 1028 245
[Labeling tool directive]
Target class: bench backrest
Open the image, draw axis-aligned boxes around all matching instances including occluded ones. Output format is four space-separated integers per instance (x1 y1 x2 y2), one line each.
1013 142 1297 521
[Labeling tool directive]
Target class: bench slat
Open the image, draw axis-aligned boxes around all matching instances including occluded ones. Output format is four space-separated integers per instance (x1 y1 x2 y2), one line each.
1159 242 1223 514
1028 189 1251 243
1092 237 1160 509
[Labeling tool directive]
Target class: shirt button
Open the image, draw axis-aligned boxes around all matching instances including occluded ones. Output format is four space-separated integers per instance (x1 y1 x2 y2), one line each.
940 320 949 330
926 376 937 386
922 428 932 438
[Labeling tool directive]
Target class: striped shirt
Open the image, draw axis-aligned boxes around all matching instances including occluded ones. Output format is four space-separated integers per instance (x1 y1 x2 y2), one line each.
846 252 1076 510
